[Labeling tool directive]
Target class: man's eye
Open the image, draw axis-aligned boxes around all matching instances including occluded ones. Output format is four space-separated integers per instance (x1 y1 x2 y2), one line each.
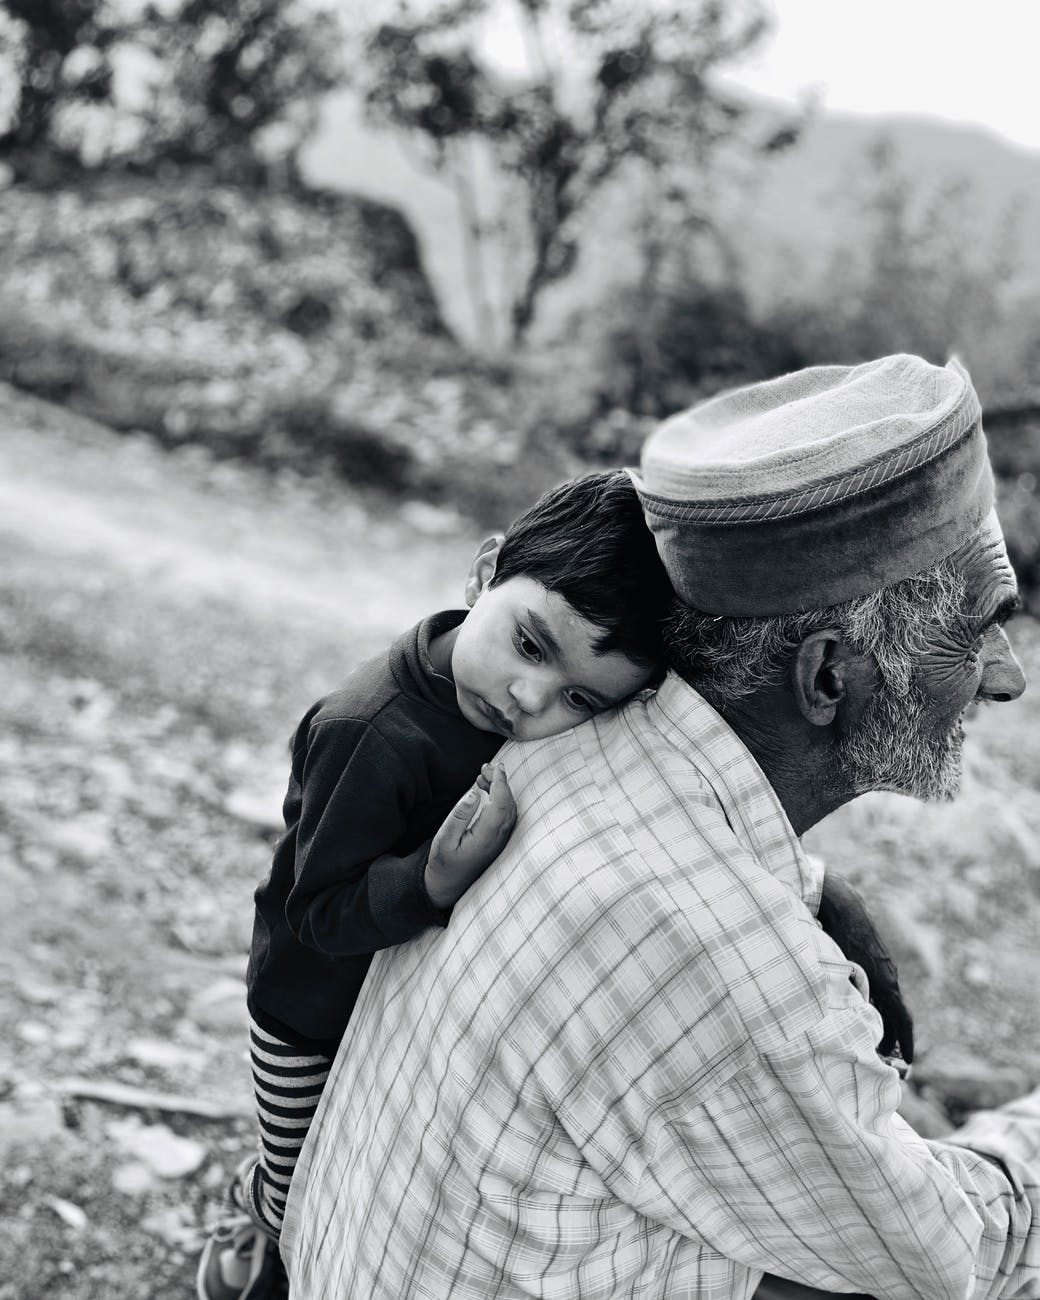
565 691 594 713
969 623 997 656
515 627 542 661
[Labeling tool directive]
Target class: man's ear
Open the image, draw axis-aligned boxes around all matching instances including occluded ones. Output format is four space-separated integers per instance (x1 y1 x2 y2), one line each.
792 630 877 728
464 534 504 608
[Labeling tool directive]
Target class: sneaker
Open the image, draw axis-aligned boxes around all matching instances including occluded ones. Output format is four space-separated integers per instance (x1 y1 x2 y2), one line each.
196 1215 279 1300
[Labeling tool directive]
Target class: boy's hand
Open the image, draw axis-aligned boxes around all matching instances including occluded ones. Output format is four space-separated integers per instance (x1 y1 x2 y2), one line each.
817 871 915 1065
425 764 517 911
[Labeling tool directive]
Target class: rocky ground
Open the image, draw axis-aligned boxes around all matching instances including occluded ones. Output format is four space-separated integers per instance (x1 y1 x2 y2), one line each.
1 383 1038 1298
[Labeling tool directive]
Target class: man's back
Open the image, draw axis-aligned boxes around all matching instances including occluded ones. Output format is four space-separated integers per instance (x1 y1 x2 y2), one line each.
281 680 854 1299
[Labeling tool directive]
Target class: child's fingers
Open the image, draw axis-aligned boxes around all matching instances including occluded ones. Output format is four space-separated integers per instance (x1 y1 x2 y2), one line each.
441 788 481 844
486 765 517 829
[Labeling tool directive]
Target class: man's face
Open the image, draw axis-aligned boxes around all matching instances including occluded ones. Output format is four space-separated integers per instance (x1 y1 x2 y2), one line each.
839 516 1025 801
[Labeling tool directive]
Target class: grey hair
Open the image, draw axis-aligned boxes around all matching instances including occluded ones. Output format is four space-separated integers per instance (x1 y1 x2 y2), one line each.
666 559 967 709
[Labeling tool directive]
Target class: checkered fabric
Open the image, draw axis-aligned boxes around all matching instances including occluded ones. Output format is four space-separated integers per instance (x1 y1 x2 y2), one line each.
281 676 1040 1299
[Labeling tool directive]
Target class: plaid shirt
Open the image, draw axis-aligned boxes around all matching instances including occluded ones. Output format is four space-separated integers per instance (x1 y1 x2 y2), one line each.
281 675 1040 1299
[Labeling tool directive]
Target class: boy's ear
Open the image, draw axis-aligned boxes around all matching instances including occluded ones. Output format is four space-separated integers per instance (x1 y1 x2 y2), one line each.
792 630 878 727
464 534 504 608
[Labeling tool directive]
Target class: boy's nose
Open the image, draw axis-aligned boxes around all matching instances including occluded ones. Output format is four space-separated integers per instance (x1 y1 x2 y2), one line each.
508 676 551 715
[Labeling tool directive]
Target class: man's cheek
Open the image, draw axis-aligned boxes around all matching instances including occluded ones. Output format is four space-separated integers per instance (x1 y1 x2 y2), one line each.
917 646 977 704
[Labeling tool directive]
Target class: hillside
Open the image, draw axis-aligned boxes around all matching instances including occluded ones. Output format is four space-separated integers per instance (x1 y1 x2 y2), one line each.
739 109 1040 299
0 173 447 459
301 94 1040 343
0 172 580 526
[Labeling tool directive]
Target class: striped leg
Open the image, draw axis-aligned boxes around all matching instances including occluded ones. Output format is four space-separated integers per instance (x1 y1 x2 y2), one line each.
246 1016 334 1235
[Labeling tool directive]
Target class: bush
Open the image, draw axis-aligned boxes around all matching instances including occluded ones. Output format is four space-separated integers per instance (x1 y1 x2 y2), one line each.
0 176 580 525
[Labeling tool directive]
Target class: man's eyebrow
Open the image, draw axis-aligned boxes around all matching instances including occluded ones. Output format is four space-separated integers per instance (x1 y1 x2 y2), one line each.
993 593 1023 626
976 592 1023 628
526 608 563 660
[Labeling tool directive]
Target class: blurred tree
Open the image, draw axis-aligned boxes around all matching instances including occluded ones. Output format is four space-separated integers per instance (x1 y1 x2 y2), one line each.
357 0 784 346
0 0 345 185
596 281 809 418
134 0 345 185
0 0 121 178
580 131 1037 430
810 135 1026 384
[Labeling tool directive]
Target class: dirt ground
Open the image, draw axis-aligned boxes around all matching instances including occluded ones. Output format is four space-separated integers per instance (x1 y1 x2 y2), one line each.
1 384 1038 1298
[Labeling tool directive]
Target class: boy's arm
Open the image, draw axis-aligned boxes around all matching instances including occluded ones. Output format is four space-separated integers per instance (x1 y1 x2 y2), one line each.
283 717 450 957
817 869 915 1064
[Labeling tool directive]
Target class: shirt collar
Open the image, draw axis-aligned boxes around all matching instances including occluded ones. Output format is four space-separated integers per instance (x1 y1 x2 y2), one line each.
647 672 823 910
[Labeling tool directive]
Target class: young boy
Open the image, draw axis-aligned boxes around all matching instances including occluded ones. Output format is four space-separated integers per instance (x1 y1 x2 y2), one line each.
198 470 675 1300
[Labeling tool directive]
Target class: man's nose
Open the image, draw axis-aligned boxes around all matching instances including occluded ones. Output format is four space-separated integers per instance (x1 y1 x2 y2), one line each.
978 626 1026 702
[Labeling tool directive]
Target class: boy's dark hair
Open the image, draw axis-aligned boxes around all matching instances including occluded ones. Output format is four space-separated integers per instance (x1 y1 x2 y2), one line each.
490 470 673 673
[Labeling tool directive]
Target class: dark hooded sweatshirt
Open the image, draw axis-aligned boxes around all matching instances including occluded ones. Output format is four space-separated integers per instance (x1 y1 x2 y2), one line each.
247 610 502 1049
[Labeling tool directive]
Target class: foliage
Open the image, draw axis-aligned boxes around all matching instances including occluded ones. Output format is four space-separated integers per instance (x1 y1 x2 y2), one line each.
357 0 781 345
132 0 345 183
587 134 1037 416
591 281 808 422
0 0 123 175
769 135 1031 399
838 138 1019 367
0 0 344 182
0 177 575 525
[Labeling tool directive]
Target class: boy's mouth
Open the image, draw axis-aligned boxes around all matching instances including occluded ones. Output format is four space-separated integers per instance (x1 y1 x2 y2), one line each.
477 696 514 735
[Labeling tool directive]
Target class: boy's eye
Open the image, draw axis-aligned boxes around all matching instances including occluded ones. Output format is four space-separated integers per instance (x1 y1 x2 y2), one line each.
515 627 542 661
565 690 595 713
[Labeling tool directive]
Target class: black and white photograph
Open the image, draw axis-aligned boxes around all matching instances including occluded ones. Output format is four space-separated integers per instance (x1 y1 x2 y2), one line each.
2 2 1039 1297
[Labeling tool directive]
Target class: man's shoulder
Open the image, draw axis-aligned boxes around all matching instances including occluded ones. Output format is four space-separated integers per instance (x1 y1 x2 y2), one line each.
480 697 828 1045
495 704 790 914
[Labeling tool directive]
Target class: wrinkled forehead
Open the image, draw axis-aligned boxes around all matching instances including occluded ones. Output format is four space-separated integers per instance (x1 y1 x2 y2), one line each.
951 510 1020 612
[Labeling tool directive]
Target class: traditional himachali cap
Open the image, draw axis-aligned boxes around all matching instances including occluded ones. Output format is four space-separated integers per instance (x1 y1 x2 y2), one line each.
631 353 995 615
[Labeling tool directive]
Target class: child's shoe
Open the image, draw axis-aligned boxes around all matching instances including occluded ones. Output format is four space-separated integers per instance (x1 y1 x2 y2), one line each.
196 1215 278 1300
197 1157 283 1300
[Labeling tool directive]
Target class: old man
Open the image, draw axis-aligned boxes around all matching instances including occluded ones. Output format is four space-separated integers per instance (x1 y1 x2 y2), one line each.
281 354 1039 1298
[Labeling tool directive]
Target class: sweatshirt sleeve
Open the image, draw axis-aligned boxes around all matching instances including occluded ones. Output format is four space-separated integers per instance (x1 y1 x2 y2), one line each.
284 716 449 957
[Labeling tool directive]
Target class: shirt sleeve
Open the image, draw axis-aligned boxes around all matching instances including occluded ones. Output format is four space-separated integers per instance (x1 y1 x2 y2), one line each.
634 1009 1040 1300
284 717 448 957
533 876 1040 1300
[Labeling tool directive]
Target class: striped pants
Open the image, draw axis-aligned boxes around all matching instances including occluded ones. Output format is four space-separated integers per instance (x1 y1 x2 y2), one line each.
245 1016 335 1236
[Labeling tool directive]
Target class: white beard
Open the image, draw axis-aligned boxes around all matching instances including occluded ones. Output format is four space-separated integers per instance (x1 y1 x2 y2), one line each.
838 682 964 802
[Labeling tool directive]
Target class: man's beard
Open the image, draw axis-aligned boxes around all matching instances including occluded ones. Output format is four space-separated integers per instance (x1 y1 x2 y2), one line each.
837 682 965 802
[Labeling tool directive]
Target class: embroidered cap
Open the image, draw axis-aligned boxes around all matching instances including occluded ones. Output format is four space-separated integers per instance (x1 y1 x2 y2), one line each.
631 354 994 615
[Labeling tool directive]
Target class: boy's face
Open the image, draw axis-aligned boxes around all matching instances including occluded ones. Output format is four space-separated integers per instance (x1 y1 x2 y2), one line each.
451 575 654 741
